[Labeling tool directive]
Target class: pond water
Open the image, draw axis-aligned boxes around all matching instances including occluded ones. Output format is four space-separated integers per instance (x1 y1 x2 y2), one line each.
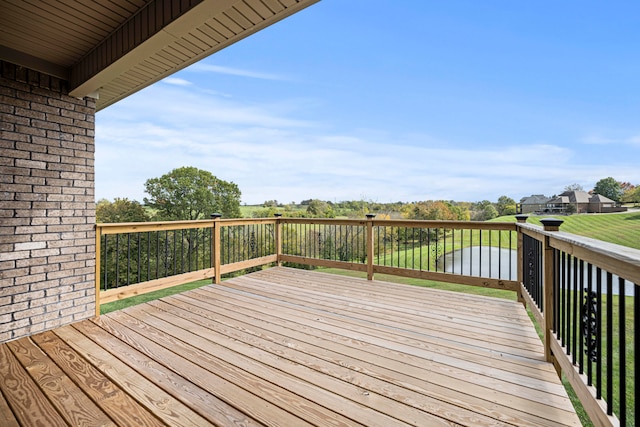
439 246 636 295
438 246 517 280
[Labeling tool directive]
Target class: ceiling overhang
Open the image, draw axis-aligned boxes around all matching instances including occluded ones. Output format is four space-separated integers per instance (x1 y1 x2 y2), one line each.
0 0 319 111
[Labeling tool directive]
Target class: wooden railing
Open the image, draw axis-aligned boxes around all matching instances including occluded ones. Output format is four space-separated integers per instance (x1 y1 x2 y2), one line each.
95 215 639 426
95 217 277 309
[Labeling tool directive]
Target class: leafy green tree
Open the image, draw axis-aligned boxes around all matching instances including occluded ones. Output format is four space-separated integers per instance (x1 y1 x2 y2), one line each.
593 177 623 202
621 185 640 205
472 200 498 221
96 198 149 223
496 196 517 216
402 200 469 221
306 199 335 218
144 166 241 220
96 198 151 290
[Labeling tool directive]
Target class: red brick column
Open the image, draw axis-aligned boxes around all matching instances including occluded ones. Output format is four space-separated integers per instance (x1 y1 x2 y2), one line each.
0 61 96 342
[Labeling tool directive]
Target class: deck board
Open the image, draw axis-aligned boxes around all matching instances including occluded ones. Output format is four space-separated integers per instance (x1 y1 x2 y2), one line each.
0 267 581 426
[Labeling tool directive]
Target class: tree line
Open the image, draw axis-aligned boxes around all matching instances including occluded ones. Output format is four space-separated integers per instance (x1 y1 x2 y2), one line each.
97 168 639 224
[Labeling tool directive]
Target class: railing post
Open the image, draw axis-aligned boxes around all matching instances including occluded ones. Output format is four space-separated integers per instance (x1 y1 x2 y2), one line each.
541 218 563 368
366 214 375 280
274 213 283 267
515 215 528 305
211 213 222 284
95 224 102 317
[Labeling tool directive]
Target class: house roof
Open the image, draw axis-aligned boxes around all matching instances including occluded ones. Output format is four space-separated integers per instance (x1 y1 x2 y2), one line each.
520 194 550 204
549 192 616 205
559 190 591 204
589 194 616 203
548 196 570 204
0 0 319 111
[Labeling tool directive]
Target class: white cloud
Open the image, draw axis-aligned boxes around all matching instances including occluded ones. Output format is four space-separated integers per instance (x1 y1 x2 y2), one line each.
189 64 286 81
582 133 640 146
96 81 640 206
162 77 192 86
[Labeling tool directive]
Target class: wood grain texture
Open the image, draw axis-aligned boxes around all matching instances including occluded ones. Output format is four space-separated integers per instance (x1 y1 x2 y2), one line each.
0 267 581 426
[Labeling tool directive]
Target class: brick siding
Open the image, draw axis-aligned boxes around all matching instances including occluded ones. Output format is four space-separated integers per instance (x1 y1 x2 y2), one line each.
0 61 96 343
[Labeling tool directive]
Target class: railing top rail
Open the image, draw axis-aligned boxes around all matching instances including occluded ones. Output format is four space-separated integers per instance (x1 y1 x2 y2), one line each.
96 219 217 234
219 218 277 226
518 222 640 285
279 217 517 230
371 219 516 230
96 218 278 234
279 218 367 226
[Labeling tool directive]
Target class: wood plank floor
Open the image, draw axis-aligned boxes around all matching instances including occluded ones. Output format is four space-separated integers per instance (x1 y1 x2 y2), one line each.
0 267 581 426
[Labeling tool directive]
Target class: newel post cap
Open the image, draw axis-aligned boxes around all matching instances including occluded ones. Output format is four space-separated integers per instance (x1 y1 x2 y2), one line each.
274 213 283 217
210 213 222 219
540 218 564 231
515 214 528 223
366 213 376 219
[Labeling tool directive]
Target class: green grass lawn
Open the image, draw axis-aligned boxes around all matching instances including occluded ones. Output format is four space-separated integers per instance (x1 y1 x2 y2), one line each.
100 279 213 314
494 211 640 250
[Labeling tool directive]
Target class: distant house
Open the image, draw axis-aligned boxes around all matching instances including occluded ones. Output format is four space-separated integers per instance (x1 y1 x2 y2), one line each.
546 191 625 214
518 195 551 214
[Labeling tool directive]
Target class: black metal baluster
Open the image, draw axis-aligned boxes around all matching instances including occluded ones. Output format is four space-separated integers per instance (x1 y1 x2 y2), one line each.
397 226 401 268
572 256 578 365
173 230 177 275
165 230 169 277
137 233 141 284
427 227 431 271
619 277 626 425
596 267 602 398
560 250 565 340
586 264 594 385
469 229 473 276
553 249 558 334
443 228 447 272
509 230 512 280
498 229 502 279
147 231 151 281
606 272 613 415
115 234 120 287
103 235 108 290
227 227 231 265
488 230 492 278
126 233 131 285
479 230 483 277
578 260 585 374
460 228 464 275
634 281 639 427
412 227 416 270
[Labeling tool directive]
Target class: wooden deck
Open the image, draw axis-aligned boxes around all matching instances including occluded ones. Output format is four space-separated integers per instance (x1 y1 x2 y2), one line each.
0 267 581 426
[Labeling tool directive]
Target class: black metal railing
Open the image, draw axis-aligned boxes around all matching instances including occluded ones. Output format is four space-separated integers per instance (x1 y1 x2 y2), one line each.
522 232 543 309
551 248 637 425
281 220 367 264
373 224 517 280
519 218 639 426
100 226 213 290
221 222 275 265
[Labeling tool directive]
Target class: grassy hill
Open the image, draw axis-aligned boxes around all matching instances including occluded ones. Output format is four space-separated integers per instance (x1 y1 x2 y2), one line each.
493 211 640 249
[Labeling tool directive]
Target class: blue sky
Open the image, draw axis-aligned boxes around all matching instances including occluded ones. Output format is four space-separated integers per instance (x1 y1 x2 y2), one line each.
96 1 640 205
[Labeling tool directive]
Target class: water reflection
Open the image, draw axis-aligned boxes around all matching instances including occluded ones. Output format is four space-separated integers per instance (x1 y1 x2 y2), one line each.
439 246 517 280
439 246 636 295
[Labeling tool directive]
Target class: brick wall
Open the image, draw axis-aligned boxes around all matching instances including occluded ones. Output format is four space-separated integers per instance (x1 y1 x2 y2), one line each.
0 61 96 343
